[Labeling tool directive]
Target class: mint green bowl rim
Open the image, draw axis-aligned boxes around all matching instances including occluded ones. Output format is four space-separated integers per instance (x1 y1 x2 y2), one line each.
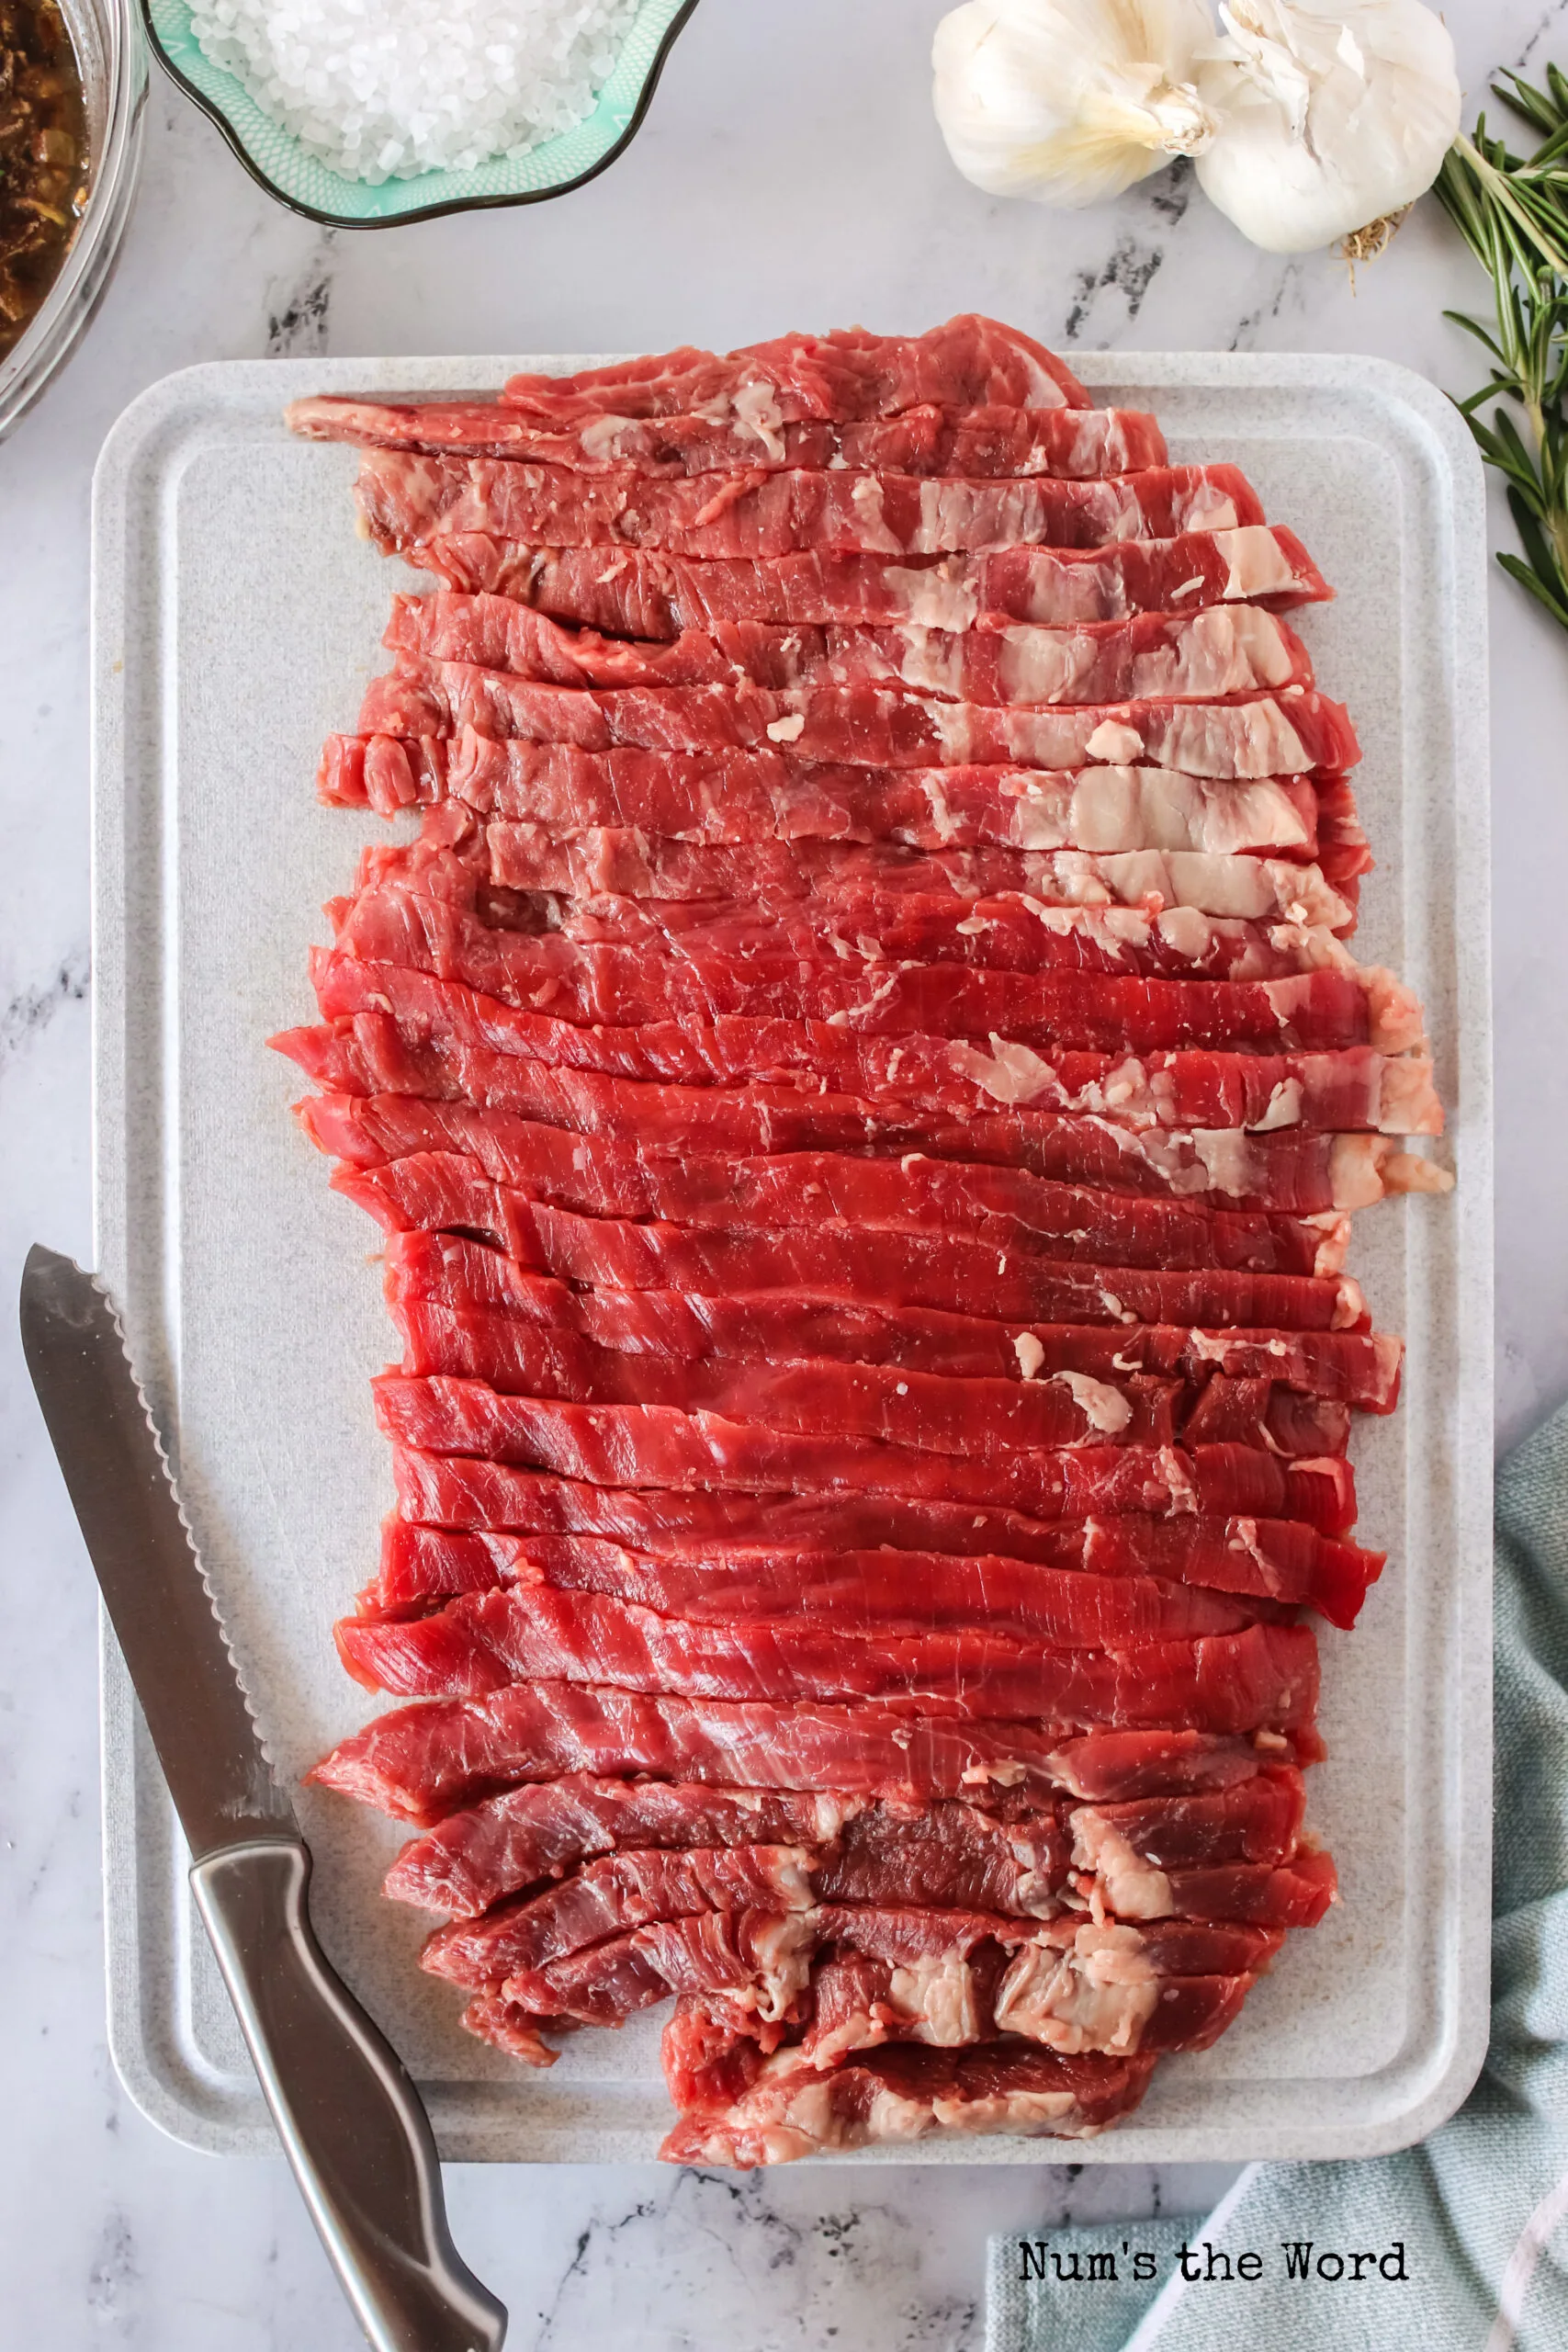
137 0 701 230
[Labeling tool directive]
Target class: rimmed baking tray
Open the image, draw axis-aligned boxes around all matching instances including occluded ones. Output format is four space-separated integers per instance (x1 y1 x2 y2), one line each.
90 351 1494 2161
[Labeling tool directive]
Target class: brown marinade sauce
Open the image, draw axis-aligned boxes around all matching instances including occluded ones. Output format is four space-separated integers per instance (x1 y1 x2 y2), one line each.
0 0 89 360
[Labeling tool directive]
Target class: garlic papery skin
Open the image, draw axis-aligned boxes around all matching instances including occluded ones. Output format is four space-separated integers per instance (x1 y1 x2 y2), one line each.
1194 0 1462 254
932 0 1220 210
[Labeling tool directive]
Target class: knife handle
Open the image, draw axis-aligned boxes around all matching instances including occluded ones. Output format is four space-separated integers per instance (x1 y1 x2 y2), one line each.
190 1838 506 2352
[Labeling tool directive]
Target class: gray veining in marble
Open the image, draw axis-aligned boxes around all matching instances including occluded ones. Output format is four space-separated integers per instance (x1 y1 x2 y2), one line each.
0 0 1557 2339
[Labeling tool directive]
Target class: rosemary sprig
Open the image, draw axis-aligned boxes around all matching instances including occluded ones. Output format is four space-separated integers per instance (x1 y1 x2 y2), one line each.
1436 68 1568 631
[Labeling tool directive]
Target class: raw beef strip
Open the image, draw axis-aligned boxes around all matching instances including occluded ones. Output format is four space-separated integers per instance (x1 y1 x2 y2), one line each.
374 1497 1382 1628
652 2041 1156 2165
496 317 1092 421
310 951 1443 1133
420 1843 818 1984
354 451 1259 560
317 887 1354 997
303 1098 1348 1276
479 830 1355 934
419 1833 1296 1994
324 738 1333 868
381 594 1314 708
360 659 1358 781
389 1772 1303 1924
342 1153 1369 1337
370 1381 1358 1533
365 1524 1268 1645
389 1298 1353 1462
386 1233 1382 1387
333 1584 1322 1734
285 1017 1432 1215
389 1439 1363 1571
309 1680 1316 1825
378 527 1332 634
485 1902 1280 2051
381 1234 1400 1399
387 1303 1192 1455
288 391 1165 478
327 893 1410 1054
384 1776 864 1917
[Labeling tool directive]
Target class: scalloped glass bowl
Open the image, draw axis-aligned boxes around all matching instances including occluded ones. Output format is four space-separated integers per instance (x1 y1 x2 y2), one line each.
0 0 147 442
140 0 699 228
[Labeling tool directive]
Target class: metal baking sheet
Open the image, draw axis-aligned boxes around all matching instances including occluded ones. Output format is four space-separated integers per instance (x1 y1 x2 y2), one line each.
90 351 1494 2162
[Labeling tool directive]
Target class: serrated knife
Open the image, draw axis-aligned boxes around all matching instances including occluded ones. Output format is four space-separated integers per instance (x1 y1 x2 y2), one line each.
19 1245 507 2352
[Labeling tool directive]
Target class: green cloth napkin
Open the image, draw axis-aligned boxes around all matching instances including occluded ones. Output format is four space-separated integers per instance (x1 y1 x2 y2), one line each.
988 1397 1568 2352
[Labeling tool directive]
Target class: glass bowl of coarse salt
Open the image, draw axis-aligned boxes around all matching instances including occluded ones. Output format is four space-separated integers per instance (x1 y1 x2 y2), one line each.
139 0 699 226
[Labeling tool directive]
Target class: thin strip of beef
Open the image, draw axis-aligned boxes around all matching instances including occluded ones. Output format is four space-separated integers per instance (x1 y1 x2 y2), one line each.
288 394 1159 476
309 952 1443 1133
282 1014 1432 1214
387 1300 1202 1455
364 1524 1272 1644
389 1296 1352 1463
793 1947 1250 2067
354 453 1259 560
379 1233 1400 1399
370 1381 1358 1532
372 526 1333 633
489 1902 1291 2050
382 594 1313 708
369 1518 1371 1634
418 1780 1310 1974
383 1775 865 1917
328 887 1410 1052
373 1498 1381 1627
652 2041 1156 2165
480 831 1355 934
523 889 1356 989
387 1771 1303 1924
360 658 1358 781
385 1458 1365 1577
422 1843 817 1984
303 1096 1348 1276
308 1682 1319 1826
344 1153 1370 1340
495 317 1093 420
322 748 1350 925
333 1585 1322 1735
419 1837 1288 1996
386 736 1327 858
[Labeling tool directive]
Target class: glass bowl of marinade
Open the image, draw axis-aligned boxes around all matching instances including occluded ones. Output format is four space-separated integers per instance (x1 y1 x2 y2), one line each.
0 0 146 441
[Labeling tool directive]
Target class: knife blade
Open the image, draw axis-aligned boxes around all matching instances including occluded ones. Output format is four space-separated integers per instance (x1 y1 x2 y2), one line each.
20 1246 507 2352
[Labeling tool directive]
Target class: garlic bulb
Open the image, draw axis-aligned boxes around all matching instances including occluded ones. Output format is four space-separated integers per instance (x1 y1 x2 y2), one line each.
1195 1 1462 254
932 0 1219 210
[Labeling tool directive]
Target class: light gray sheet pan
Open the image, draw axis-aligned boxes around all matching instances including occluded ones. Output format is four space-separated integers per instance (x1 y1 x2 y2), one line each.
89 351 1493 2160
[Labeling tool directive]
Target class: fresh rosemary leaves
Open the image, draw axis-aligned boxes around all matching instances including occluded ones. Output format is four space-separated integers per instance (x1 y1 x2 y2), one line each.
1437 69 1568 632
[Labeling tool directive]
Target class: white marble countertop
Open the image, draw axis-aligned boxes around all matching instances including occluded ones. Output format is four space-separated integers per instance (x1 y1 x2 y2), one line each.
0 0 1559 2341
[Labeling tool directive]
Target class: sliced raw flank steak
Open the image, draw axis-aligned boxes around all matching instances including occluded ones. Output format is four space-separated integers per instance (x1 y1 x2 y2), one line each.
377 1232 1403 1400
307 953 1443 1132
372 526 1331 634
373 1498 1382 1629
287 391 1167 479
307 1681 1322 1826
386 1767 1306 1924
379 592 1314 707
278 1018 1433 1215
284 315 1443 2165
493 318 1094 421
354 453 1260 562
359 662 1358 779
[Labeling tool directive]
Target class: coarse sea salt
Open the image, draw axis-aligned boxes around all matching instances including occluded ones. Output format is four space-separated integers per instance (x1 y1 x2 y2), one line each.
187 0 642 184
